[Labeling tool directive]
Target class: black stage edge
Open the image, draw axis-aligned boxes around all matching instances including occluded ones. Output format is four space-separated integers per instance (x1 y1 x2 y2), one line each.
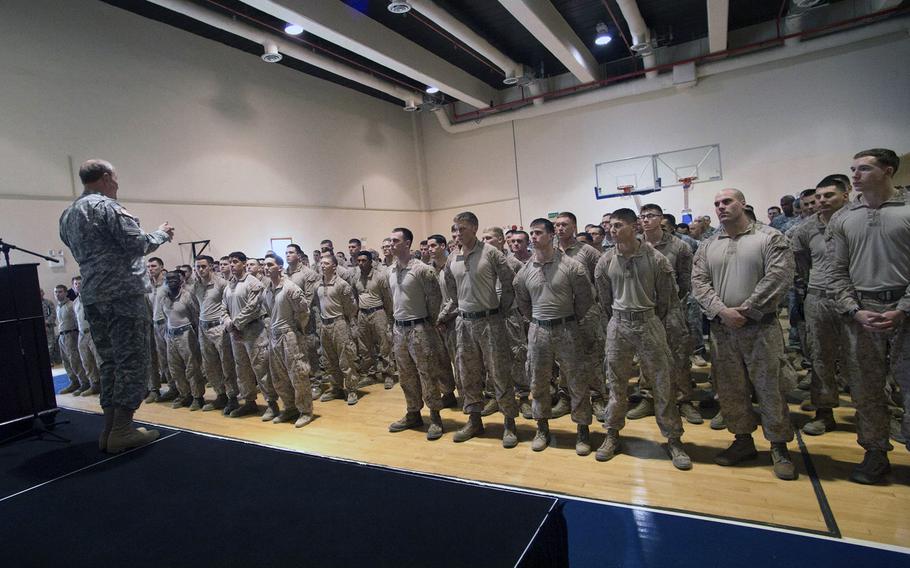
1 410 559 568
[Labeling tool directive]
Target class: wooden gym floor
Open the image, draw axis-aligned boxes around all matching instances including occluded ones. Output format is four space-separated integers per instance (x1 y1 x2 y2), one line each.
56 361 910 551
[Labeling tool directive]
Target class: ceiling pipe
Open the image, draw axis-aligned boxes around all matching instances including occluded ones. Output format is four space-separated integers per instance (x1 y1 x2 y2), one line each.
404 0 529 85
434 14 908 133
615 0 658 78
146 0 420 107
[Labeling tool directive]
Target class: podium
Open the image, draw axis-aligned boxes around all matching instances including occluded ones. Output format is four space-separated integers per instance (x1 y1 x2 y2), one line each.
0 264 57 427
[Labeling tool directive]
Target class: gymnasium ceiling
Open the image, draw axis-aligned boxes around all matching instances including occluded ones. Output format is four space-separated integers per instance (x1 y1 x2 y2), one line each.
101 1 907 111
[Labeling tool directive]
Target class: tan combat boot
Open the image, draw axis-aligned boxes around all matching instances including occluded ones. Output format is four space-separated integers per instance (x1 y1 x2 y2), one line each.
453 412 484 443
106 407 160 454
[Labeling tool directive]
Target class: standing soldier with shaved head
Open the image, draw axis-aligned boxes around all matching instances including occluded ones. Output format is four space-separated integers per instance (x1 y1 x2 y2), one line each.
692 188 798 480
59 159 173 452
192 255 238 413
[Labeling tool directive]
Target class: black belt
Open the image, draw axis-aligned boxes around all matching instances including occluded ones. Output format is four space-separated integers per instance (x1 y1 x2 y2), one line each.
531 315 575 328
712 312 777 326
806 288 833 299
321 315 343 324
856 289 905 303
359 306 384 315
167 324 194 337
394 317 427 328
59 329 78 335
612 309 653 322
199 320 221 330
459 308 500 320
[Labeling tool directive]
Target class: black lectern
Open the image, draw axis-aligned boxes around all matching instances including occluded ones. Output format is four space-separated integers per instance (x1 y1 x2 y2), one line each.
0 263 58 430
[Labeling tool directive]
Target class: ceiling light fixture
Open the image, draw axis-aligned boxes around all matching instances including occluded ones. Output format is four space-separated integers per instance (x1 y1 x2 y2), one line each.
387 1 412 14
594 22 612 46
284 23 303 35
425 86 439 94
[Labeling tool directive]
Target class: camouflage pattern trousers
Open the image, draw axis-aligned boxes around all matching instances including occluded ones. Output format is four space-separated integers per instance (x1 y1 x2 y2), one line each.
527 320 591 424
455 313 518 417
560 304 607 400
58 330 86 388
166 327 205 398
199 322 238 397
686 294 705 353
153 319 171 387
230 319 275 403
505 308 530 398
46 324 61 364
84 294 151 410
320 318 359 394
844 299 910 450
357 309 393 378
804 293 848 409
637 305 693 402
438 324 461 396
393 322 443 412
78 330 101 388
605 313 683 439
709 319 793 443
269 328 313 415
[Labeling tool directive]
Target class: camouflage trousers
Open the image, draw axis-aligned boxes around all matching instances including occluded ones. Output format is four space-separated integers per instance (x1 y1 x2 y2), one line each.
320 318 358 394
269 328 313 415
506 308 530 398
605 313 683 439
302 332 322 390
199 322 238 397
357 309 393 378
166 327 205 398
709 319 793 443
686 294 706 353
528 320 591 425
58 330 86 388
560 304 607 400
637 305 693 402
439 324 462 396
46 324 61 364
153 319 171 387
229 319 274 403
393 322 443 412
844 299 909 451
84 294 151 410
455 313 518 417
804 293 848 409
77 330 101 388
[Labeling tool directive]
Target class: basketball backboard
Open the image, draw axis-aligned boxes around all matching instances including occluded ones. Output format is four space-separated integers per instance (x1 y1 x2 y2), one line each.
594 144 722 200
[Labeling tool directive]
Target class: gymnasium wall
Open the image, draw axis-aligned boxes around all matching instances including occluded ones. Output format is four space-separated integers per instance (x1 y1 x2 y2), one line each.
420 34 910 232
0 0 427 290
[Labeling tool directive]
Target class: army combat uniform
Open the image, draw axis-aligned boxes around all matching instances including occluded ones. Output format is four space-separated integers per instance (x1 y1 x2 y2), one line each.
56 297 87 393
390 258 446 414
162 286 205 403
223 273 276 406
264 275 313 417
439 240 518 419
594 241 684 439
286 262 323 393
192 274 238 403
316 274 359 397
514 250 593 424
692 222 794 444
827 188 910 449
59 192 170 410
353 266 394 381
74 293 101 394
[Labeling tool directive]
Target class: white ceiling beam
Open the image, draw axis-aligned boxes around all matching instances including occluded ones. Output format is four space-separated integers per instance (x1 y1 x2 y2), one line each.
707 0 730 53
497 0 599 83
239 0 496 109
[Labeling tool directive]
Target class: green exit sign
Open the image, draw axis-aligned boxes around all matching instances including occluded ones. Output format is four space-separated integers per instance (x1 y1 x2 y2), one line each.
547 211 559 219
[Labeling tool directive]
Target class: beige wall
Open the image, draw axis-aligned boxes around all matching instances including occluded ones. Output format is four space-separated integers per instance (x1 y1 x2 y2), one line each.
0 0 428 291
421 34 910 232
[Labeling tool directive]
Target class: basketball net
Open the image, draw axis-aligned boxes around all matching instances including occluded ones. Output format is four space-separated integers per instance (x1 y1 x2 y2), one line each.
618 185 634 195
680 176 698 190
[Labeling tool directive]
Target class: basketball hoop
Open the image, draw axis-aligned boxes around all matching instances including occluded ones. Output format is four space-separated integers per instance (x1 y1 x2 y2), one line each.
680 176 698 190
618 185 635 195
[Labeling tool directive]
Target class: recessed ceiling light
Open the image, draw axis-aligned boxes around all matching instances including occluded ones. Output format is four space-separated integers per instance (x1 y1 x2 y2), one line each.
285 23 304 35
425 86 439 94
